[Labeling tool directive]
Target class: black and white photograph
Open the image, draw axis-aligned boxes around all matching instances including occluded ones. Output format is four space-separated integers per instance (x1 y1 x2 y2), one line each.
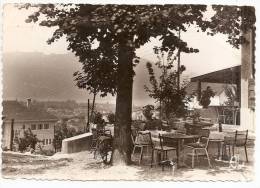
0 1 258 182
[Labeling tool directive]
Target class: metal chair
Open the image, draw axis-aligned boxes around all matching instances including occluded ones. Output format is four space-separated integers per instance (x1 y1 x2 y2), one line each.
222 130 249 162
151 134 176 171
184 129 211 168
132 131 153 164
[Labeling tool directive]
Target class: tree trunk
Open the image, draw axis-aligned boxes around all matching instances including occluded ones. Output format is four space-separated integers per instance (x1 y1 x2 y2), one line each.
90 91 97 122
113 44 134 165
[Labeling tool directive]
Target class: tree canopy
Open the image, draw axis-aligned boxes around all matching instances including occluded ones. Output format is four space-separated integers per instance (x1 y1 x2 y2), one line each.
22 4 255 97
22 4 255 96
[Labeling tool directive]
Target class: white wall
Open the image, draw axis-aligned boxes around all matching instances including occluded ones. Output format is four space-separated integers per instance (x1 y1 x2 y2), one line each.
2 120 56 150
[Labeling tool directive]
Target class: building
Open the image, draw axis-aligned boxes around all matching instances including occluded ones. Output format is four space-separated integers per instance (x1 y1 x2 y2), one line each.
186 82 238 109
187 25 255 133
2 99 58 150
132 109 146 121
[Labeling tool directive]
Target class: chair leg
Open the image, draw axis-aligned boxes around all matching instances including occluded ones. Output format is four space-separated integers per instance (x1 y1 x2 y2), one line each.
162 151 165 171
228 145 231 158
139 146 144 164
132 145 136 155
191 150 195 168
195 150 199 163
205 149 212 168
151 149 154 168
244 145 249 162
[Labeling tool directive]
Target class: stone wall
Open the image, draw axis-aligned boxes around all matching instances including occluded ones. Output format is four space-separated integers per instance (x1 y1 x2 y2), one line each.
61 132 93 154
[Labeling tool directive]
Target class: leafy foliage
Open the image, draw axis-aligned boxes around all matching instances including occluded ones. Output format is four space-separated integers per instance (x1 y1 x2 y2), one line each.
107 113 116 124
21 4 255 122
142 105 154 121
92 111 104 124
16 129 38 152
223 85 238 106
209 6 256 48
199 86 215 108
144 119 162 130
21 5 212 93
144 47 191 119
53 120 81 151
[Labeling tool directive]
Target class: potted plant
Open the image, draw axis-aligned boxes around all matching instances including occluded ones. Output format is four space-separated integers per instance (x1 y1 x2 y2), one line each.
199 86 215 108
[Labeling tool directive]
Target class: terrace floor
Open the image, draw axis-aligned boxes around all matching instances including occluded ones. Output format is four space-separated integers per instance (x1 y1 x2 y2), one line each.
2 145 255 181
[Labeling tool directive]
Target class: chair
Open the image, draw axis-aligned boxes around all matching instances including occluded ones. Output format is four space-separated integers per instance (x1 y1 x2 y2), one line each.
184 129 211 168
132 131 153 164
151 134 176 171
222 130 248 162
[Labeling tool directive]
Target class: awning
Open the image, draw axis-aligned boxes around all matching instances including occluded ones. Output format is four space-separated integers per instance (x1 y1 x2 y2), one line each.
190 65 241 84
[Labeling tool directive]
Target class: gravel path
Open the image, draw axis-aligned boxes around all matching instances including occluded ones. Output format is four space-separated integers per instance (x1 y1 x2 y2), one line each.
2 150 255 181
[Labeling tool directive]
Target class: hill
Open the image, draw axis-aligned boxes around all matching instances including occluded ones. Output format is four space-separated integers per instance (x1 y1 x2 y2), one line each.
2 52 162 106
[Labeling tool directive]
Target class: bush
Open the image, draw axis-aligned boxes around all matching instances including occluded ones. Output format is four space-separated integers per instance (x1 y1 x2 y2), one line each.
107 113 115 124
199 86 215 108
17 129 38 152
131 120 145 130
142 105 154 121
92 111 104 124
144 119 162 130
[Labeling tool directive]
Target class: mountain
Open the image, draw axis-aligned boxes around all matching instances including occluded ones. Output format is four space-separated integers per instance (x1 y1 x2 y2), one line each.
3 52 91 102
2 52 161 106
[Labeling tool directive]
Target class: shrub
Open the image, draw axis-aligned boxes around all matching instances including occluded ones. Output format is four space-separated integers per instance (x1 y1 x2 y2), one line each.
142 105 154 121
131 120 145 130
92 111 104 124
17 129 38 152
144 119 162 130
107 113 115 124
199 86 215 108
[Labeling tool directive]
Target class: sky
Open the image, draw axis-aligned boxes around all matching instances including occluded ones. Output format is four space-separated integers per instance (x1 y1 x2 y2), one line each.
2 4 242 105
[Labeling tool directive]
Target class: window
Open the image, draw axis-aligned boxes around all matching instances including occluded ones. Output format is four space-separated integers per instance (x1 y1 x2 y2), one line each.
44 123 49 129
31 124 36 130
42 139 45 145
46 139 48 145
22 125 25 129
38 124 43 130
49 139 52 144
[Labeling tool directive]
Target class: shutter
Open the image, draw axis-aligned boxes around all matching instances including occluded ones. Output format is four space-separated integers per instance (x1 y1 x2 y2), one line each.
248 78 255 109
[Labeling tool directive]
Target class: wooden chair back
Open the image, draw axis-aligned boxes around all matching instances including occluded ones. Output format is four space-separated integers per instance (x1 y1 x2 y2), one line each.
158 134 177 150
198 129 210 148
135 131 153 146
235 130 248 146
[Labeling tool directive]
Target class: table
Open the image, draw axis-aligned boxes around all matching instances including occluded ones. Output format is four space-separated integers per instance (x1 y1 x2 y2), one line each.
163 134 200 168
209 131 235 160
147 130 200 168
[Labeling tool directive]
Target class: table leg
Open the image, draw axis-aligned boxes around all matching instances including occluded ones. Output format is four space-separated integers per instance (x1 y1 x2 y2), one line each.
176 140 180 168
219 142 223 160
217 142 220 159
177 139 187 168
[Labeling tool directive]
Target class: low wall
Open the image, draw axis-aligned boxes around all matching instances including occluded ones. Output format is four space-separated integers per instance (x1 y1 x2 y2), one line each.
61 132 93 154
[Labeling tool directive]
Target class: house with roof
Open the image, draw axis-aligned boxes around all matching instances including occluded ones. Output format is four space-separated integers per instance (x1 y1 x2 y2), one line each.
2 99 58 151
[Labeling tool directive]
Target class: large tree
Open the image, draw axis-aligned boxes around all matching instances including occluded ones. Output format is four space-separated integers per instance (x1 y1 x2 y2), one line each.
21 4 255 164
